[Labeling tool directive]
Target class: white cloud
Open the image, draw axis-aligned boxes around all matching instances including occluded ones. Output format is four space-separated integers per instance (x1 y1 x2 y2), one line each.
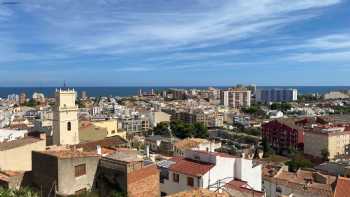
17 0 342 54
287 51 350 62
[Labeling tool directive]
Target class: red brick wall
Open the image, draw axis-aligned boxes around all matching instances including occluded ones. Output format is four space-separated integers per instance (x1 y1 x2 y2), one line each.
127 164 160 197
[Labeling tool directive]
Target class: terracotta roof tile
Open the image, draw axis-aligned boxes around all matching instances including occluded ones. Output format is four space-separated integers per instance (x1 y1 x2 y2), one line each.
225 179 264 197
335 176 350 197
168 189 229 197
75 136 128 151
169 157 214 177
39 149 99 159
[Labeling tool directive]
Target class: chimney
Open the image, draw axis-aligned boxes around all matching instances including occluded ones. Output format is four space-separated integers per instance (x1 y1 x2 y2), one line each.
39 133 46 140
146 145 150 158
97 145 102 155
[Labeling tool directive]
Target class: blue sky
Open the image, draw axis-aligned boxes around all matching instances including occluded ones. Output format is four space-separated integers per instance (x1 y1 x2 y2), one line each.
0 0 350 86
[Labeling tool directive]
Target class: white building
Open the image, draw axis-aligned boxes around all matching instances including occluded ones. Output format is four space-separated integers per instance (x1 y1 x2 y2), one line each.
147 111 171 127
0 129 28 142
267 110 284 119
324 91 349 100
158 149 262 196
256 89 297 103
220 89 251 108
7 94 19 103
32 92 45 102
52 88 79 145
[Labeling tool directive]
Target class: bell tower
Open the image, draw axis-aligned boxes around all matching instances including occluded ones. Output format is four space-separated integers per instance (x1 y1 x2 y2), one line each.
52 88 79 145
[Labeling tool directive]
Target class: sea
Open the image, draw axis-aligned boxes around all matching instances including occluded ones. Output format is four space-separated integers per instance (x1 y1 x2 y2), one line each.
1 86 350 98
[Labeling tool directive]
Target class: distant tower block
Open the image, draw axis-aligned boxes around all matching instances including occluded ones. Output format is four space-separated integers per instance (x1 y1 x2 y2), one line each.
52 88 79 145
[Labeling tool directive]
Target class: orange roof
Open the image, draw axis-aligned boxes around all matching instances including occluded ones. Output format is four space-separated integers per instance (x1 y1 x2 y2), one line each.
169 157 214 177
168 189 229 197
335 177 350 197
225 179 264 197
39 149 99 159
0 171 23 182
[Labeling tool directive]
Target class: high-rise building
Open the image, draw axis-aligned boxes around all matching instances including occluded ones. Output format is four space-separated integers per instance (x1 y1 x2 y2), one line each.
220 89 251 108
19 93 26 105
7 94 19 103
256 88 297 103
80 91 87 99
52 88 79 145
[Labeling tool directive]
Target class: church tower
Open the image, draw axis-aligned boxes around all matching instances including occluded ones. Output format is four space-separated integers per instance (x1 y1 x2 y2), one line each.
52 88 79 145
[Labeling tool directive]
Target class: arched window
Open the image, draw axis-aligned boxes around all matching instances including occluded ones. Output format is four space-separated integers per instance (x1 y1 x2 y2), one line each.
67 122 72 131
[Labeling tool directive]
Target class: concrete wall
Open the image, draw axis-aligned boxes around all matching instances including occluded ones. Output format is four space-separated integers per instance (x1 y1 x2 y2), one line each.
0 139 46 171
304 132 328 158
160 171 201 195
235 158 262 191
32 152 58 197
92 119 126 139
304 132 350 159
57 156 99 195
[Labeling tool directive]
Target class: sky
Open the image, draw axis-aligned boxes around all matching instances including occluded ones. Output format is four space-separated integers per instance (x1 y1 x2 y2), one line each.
0 0 350 86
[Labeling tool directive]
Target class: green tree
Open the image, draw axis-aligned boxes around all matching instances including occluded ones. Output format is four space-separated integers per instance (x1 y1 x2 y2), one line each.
262 137 274 157
270 102 292 112
152 122 170 136
24 99 38 107
285 153 313 172
193 123 208 138
0 187 39 197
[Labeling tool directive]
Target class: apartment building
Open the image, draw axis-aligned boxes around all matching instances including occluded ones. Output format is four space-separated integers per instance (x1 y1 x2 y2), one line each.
304 126 350 159
262 119 305 151
158 149 262 196
121 116 150 134
147 111 171 127
220 89 251 108
256 88 298 103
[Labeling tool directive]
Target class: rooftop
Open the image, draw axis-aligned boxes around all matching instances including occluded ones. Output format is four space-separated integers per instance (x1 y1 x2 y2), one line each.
174 138 208 150
0 136 42 151
168 156 215 177
168 189 229 197
38 148 99 159
225 179 264 197
103 149 143 163
334 176 350 197
75 135 128 151
0 171 23 182
266 168 336 196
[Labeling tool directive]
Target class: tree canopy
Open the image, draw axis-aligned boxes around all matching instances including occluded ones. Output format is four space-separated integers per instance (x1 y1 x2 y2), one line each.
152 120 208 139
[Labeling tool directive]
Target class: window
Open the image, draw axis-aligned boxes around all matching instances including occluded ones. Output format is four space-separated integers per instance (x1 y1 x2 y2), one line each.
75 164 86 177
173 173 179 183
187 177 194 187
67 122 72 131
75 188 87 195
276 186 282 193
